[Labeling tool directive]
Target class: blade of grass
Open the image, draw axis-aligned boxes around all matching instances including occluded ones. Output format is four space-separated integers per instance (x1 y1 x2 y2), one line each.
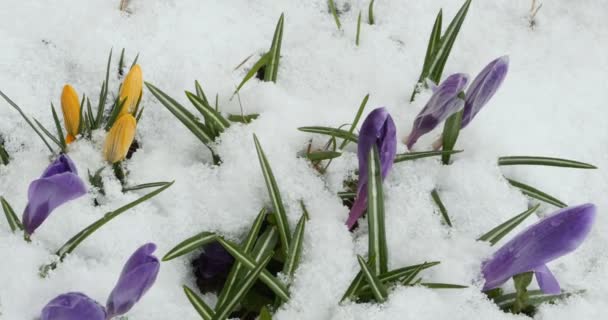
506 178 567 208
186 92 231 131
283 212 307 279
50 104 67 149
431 189 452 227
234 54 269 95
1 196 23 231
498 156 596 169
355 261 440 295
162 232 217 261
339 94 369 150
394 150 462 163
264 13 285 82
33 118 64 151
356 11 362 46
420 283 467 289
305 151 342 161
357 255 388 302
410 9 442 101
95 49 113 128
478 204 540 245
183 285 214 320
328 0 341 29
0 142 9 165
441 110 463 164
368 0 375 25
367 146 388 274
298 126 358 143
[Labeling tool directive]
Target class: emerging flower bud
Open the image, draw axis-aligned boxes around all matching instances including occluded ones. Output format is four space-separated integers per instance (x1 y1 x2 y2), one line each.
461 56 509 128
61 85 81 144
119 64 143 116
192 241 235 294
103 114 137 164
41 292 106 320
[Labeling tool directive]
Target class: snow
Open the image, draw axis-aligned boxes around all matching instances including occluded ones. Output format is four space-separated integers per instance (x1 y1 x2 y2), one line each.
1 0 607 319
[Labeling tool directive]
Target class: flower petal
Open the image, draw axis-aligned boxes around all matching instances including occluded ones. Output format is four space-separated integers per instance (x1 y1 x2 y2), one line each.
534 264 561 294
41 154 79 178
41 292 106 320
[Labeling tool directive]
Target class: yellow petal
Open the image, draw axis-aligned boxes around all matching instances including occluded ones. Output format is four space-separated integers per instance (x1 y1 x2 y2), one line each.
119 64 143 116
61 84 80 142
103 114 137 163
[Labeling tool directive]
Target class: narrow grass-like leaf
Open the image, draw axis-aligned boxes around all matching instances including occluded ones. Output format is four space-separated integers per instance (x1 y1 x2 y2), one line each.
212 253 274 320
146 82 213 144
104 97 127 131
494 290 581 310
283 212 307 279
410 10 442 101
367 146 388 274
428 0 472 83
216 237 290 302
368 0 375 25
259 307 272 320
341 271 365 302
507 178 567 208
118 48 126 75
339 94 369 150
328 0 341 29
420 283 468 289
306 151 342 161
50 104 66 149
234 53 269 94
183 285 214 320
130 53 140 70
338 191 356 200
356 11 362 46
0 142 9 165
431 189 452 227
227 113 259 123
400 264 425 285
355 261 440 295
357 255 388 302
298 126 358 143
216 208 268 308
34 118 64 151
95 49 113 128
186 92 231 131
163 232 217 261
0 90 55 154
253 134 291 256
441 110 463 164
498 156 596 169
55 181 174 260
478 204 540 245
264 14 285 82
394 150 462 163
1 196 23 231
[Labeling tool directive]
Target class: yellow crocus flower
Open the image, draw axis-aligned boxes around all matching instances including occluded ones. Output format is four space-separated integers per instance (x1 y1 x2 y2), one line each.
60 85 80 144
103 114 136 163
118 64 143 116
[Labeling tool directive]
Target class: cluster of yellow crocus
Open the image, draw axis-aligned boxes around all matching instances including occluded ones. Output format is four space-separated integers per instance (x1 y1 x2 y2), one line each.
104 64 142 163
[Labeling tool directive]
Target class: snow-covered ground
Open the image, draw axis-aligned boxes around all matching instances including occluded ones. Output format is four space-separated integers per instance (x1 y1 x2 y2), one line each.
1 0 607 319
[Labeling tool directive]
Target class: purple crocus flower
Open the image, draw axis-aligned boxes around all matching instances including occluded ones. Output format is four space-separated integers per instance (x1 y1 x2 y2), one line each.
461 56 509 128
41 292 106 320
482 204 595 294
346 107 397 229
106 243 160 317
22 154 87 235
193 241 235 293
405 73 469 149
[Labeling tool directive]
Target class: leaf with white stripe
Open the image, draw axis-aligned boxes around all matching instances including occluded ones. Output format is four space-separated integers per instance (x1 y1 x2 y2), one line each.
355 261 440 296
357 255 387 302
498 156 596 169
186 91 230 132
264 14 284 82
283 212 307 279
1 196 23 232
478 204 540 246
183 285 214 320
394 150 462 163
163 232 217 261
411 9 443 101
298 126 358 143
507 178 567 208
367 146 388 275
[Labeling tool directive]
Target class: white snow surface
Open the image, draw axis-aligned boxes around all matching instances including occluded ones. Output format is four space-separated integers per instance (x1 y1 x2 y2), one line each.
1 0 607 319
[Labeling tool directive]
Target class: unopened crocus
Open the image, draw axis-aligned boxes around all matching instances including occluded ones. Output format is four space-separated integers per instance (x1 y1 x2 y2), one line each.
405 73 468 150
119 64 143 116
482 203 595 294
103 114 137 163
106 243 160 317
40 243 160 320
192 241 235 293
41 292 106 320
346 107 397 229
22 154 87 235
61 84 81 144
461 56 509 128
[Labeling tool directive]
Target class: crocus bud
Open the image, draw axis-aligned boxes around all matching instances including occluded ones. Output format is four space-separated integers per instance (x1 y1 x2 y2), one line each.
119 64 143 116
461 56 509 128
103 114 137 163
346 107 397 229
405 73 468 150
61 85 81 144
41 292 106 320
192 241 235 293
106 243 160 317
482 203 595 294
22 154 87 235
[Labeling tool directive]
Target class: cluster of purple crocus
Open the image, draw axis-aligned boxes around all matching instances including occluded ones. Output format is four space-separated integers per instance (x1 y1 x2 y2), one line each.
41 243 160 320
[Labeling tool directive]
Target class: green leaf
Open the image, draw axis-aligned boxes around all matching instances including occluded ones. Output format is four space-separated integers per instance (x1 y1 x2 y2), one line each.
355 261 440 296
104 96 128 131
356 11 362 46
216 208 268 308
339 94 369 150
494 290 582 310
328 0 341 29
305 151 342 161
33 118 64 151
227 113 259 123
338 191 356 201
367 146 388 274
283 212 307 279
498 156 596 169
216 237 290 302
0 90 56 154
298 126 358 143
54 181 174 261
212 252 274 320
419 283 468 289
0 140 10 165
511 271 534 313
400 264 425 285
264 14 284 82
357 255 388 302
95 49 113 129
368 0 375 25
341 271 365 302
259 307 272 320
431 189 452 227
411 9 442 101
186 91 231 132
506 178 567 208
394 150 462 163
183 285 214 320
50 104 67 150
478 204 540 245
163 232 217 261
145 82 213 144
428 0 472 83
234 53 270 94
441 110 463 164
253 134 291 257
1 196 23 232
